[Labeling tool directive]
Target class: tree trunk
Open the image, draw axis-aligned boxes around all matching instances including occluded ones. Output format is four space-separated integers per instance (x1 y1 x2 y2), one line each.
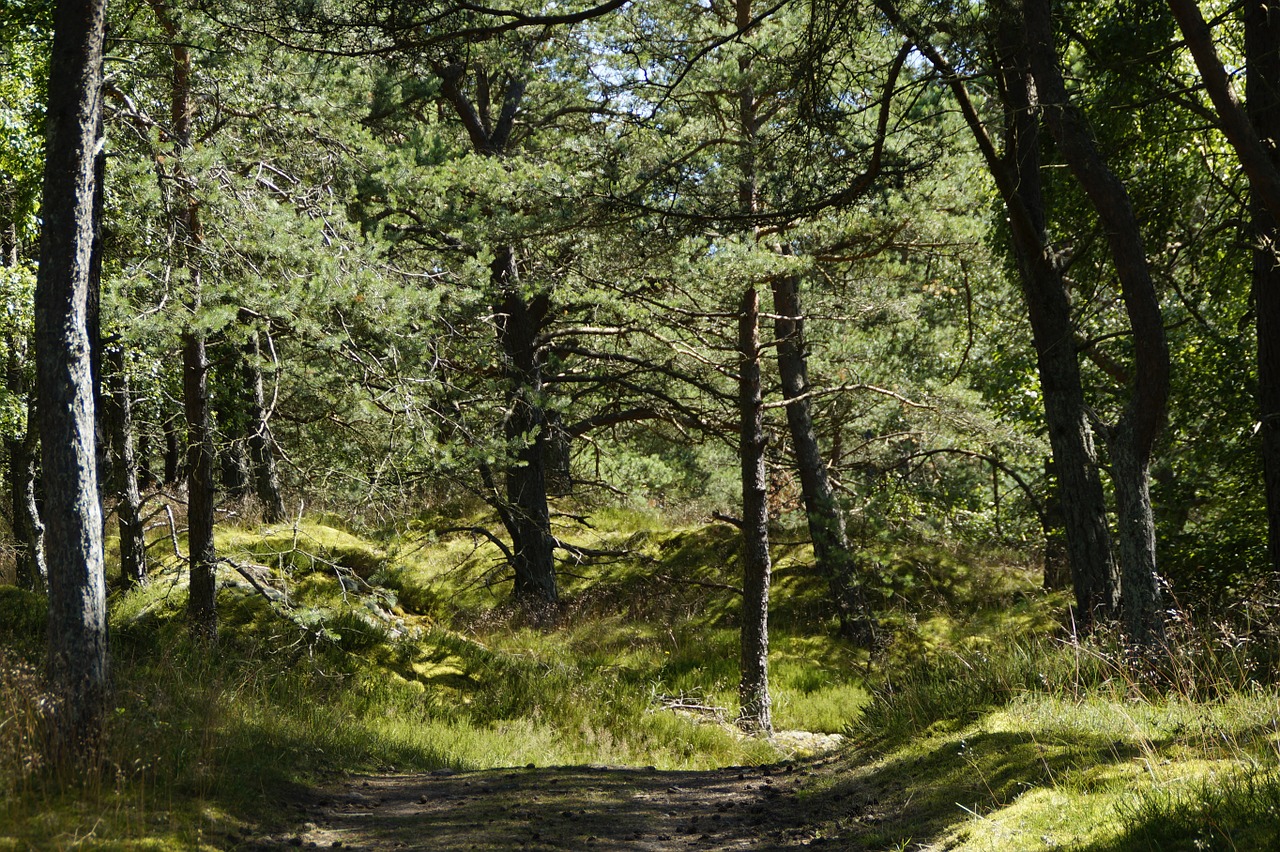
738 285 772 734
2 234 45 592
244 331 285 523
993 9 1120 626
1025 0 1170 645
1246 0 1280 581
434 65 556 604
1112 437 1162 645
106 345 146 586
733 0 770 732
1169 0 1280 218
35 0 109 757
152 0 217 639
7 389 45 592
495 248 557 606
184 327 217 638
771 273 876 645
879 0 1119 627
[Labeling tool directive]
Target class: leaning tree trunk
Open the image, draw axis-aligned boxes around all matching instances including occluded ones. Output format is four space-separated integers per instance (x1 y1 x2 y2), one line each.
881 0 1120 629
987 8 1120 628
1166 3 1280 582
244 330 285 524
1026 0 1170 647
495 248 557 606
738 285 772 734
35 0 109 758
106 345 146 586
1246 0 1280 581
772 273 877 646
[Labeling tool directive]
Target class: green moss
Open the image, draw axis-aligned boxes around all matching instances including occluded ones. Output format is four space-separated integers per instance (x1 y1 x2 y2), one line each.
220 521 387 577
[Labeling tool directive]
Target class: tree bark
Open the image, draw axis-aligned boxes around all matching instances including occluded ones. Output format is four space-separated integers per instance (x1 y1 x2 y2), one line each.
436 66 559 606
106 345 146 586
495 248 558 606
772 273 877 645
35 0 109 757
152 0 218 638
1245 0 1280 581
738 285 772 734
244 330 285 523
884 1 1121 628
184 326 217 638
1025 0 1170 645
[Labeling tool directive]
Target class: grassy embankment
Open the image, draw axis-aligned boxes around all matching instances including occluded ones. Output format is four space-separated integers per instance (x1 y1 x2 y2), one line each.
1 506 1278 849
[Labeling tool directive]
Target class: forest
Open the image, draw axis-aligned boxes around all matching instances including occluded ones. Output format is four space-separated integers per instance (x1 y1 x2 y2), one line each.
4 0 1280 848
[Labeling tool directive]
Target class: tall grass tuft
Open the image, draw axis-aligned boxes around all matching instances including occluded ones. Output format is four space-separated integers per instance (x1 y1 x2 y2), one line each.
0 649 46 792
1109 770 1280 851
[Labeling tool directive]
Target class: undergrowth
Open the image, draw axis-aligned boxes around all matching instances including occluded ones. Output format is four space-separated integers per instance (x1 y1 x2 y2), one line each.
0 512 853 848
836 594 1280 851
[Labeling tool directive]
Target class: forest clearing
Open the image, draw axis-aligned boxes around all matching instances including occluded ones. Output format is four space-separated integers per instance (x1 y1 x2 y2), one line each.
5 0 1280 848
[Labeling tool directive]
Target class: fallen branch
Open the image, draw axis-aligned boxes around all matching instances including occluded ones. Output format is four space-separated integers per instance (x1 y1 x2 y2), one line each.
655 573 742 596
552 538 629 561
711 510 743 528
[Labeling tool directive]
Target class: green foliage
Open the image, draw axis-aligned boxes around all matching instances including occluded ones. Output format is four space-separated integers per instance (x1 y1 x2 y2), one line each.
0 0 48 247
8 0 1280 844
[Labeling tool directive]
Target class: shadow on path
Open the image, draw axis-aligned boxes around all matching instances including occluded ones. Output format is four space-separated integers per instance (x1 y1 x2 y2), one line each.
249 760 854 851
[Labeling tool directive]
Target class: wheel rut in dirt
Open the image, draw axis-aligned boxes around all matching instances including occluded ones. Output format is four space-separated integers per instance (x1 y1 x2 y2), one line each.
261 757 855 850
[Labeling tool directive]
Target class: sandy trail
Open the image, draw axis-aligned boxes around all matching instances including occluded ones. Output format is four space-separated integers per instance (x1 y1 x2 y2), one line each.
252 756 859 851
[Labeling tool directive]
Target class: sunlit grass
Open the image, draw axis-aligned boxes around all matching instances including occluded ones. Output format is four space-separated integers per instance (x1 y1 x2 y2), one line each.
9 509 1280 849
827 625 1280 851
4 510 867 846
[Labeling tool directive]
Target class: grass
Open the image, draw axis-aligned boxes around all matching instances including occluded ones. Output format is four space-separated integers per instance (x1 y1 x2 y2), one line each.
1 510 855 848
815 618 1280 851
4 508 1280 849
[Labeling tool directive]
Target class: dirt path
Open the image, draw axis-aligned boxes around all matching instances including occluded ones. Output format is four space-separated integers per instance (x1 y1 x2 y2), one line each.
250 754 862 851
